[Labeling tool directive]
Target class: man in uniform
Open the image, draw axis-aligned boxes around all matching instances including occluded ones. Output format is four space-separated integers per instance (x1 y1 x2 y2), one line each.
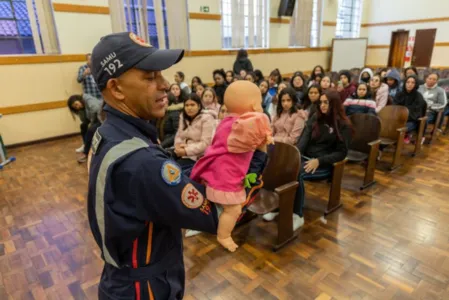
87 32 224 300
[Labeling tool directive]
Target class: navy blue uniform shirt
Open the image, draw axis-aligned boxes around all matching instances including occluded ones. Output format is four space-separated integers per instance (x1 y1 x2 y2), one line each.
88 105 220 300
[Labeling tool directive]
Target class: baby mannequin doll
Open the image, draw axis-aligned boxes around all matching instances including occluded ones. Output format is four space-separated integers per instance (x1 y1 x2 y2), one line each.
191 81 274 252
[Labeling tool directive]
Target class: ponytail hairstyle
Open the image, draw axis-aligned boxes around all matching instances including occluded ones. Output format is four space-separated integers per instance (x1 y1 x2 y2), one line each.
312 89 350 141
269 68 282 85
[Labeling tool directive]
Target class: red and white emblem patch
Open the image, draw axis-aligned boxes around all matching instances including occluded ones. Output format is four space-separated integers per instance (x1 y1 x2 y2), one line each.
181 184 204 209
129 32 152 47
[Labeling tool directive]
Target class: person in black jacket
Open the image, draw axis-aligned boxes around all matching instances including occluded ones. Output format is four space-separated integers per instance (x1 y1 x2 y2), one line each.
393 75 427 144
263 89 352 229
159 89 186 148
403 66 424 86
233 49 253 75
213 69 228 105
290 72 307 104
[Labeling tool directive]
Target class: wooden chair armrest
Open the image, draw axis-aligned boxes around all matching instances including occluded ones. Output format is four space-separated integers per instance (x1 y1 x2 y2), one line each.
397 127 407 133
274 181 299 195
333 158 348 168
368 139 381 147
418 116 428 122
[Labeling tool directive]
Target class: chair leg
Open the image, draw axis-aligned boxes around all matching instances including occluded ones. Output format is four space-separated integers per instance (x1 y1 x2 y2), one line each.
391 131 405 171
413 119 426 157
274 190 297 251
361 144 378 190
326 163 345 215
444 116 449 135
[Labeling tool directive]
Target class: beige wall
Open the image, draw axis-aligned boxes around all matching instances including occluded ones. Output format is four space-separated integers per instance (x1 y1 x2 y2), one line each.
321 0 338 47
362 0 449 67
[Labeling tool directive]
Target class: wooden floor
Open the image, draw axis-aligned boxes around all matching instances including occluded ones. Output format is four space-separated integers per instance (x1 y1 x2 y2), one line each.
1 135 449 300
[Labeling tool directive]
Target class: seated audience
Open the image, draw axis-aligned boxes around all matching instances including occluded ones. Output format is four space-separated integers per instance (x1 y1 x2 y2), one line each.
264 89 351 230
394 75 427 144
290 72 307 103
370 74 389 113
67 94 103 163
259 80 272 109
201 87 220 116
403 66 424 86
233 75 242 82
245 72 256 83
418 72 448 129
195 83 206 98
191 76 203 94
254 69 264 85
359 68 373 84
379 68 388 81
308 65 325 87
344 83 377 116
302 84 321 117
240 69 248 79
174 71 191 95
385 69 401 98
320 75 333 92
213 69 228 104
337 70 357 102
226 70 234 85
233 49 253 75
174 93 216 170
160 86 186 148
268 68 282 96
272 87 308 145
267 81 289 121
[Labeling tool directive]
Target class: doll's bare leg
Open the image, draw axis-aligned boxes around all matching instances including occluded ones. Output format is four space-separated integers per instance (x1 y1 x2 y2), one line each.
217 204 242 252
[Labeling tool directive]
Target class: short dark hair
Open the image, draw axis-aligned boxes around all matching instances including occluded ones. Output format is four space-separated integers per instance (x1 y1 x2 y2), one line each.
276 87 298 117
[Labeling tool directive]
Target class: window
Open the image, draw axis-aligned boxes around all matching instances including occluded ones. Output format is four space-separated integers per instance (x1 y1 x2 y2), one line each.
124 0 169 49
310 0 322 47
0 0 37 54
221 0 269 49
335 0 362 38
289 0 322 47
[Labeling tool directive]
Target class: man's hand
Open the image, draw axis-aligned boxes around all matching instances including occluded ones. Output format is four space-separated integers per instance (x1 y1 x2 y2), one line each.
304 158 319 174
83 67 91 77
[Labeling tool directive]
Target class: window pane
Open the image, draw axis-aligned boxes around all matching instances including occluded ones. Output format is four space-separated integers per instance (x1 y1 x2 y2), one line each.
0 20 18 36
0 1 13 19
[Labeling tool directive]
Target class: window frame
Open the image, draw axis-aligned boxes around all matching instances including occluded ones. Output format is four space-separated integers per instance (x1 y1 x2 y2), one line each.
335 0 363 39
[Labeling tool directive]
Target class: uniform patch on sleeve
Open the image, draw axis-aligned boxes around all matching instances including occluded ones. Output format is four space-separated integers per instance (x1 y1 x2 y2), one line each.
181 184 204 209
91 129 103 155
160 161 181 186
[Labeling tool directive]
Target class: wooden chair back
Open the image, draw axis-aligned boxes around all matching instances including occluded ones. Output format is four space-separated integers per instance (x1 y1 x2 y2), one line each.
349 114 382 154
263 142 301 191
378 105 409 141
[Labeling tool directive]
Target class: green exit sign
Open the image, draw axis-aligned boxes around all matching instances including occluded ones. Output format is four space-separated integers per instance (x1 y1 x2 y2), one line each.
200 6 210 13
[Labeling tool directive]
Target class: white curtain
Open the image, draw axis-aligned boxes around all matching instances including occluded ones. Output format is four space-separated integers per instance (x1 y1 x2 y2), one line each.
229 0 268 49
165 0 189 49
289 0 314 47
26 0 59 54
109 0 127 33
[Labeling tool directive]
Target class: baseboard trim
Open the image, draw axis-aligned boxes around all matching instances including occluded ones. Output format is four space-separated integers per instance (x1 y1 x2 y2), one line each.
6 132 80 149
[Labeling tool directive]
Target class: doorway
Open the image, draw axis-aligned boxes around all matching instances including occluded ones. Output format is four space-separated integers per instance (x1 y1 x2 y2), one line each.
388 30 409 68
412 29 437 67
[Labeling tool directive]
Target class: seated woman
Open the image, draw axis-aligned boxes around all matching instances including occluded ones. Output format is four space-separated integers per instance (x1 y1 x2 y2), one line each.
267 81 289 121
359 68 373 84
268 69 282 96
201 87 220 116
174 93 216 170
245 72 256 83
302 84 321 117
320 75 333 92
254 69 264 85
159 83 187 148
344 83 377 116
259 80 272 109
403 66 424 86
370 74 389 113
394 75 427 144
191 76 203 94
213 69 228 105
226 70 234 85
272 87 308 145
308 65 325 87
263 90 351 230
67 94 103 163
195 83 206 98
290 72 307 103
174 71 191 95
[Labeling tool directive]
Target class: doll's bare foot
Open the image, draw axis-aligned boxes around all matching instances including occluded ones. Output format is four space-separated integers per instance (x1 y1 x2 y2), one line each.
217 236 239 252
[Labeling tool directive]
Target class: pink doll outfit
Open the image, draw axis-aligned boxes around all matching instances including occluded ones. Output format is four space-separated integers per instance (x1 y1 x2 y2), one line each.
191 112 271 205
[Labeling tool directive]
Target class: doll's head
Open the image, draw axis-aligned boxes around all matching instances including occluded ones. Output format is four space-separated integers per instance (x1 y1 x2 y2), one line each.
224 81 263 115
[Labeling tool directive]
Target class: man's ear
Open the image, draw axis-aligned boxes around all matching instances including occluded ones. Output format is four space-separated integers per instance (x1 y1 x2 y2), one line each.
107 79 125 101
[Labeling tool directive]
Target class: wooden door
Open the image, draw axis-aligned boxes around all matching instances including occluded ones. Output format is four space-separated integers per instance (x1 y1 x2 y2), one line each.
412 29 437 67
388 31 409 68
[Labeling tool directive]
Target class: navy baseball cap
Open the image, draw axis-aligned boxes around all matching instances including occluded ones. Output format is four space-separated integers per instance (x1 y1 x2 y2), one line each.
91 32 184 90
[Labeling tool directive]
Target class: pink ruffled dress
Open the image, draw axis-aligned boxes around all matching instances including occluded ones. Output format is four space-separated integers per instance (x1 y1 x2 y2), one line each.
190 112 272 205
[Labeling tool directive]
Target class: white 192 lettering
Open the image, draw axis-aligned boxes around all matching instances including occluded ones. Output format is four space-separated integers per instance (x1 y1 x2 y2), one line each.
104 59 124 76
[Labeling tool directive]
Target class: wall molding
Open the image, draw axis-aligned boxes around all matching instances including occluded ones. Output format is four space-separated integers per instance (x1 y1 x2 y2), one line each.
362 17 449 28
0 101 67 116
185 47 330 57
188 13 221 20
323 21 337 27
435 42 449 47
367 45 390 49
270 17 290 24
0 54 86 65
53 3 109 14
